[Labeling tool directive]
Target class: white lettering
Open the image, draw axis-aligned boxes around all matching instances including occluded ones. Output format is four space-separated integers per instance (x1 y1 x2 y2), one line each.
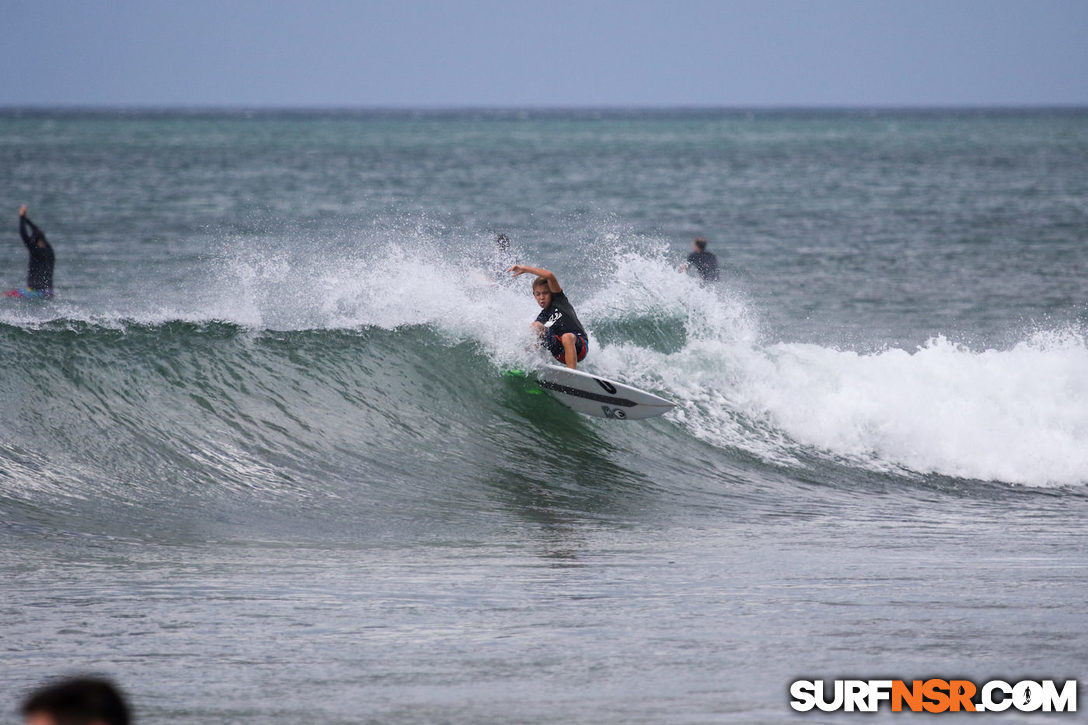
982 681 1013 712
1014 680 1043 712
1041 680 1077 712
789 677 1076 714
844 680 868 712
789 681 816 712
815 680 844 712
867 680 893 711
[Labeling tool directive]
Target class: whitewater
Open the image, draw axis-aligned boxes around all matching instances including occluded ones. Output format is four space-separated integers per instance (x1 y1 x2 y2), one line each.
6 236 1084 493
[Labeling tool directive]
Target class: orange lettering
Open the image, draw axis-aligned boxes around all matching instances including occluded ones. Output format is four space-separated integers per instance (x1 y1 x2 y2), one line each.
892 680 924 712
922 679 951 713
948 680 977 712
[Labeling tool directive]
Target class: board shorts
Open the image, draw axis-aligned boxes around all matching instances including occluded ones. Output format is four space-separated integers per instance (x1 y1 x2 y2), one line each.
3 287 54 299
542 330 588 364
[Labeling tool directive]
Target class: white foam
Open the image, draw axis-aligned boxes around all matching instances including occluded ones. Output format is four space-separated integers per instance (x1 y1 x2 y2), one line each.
568 251 1088 487
745 332 1088 486
11 229 1086 488
209 230 541 365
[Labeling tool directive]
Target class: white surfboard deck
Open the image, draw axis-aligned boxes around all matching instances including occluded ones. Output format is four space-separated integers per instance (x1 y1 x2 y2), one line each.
535 365 676 420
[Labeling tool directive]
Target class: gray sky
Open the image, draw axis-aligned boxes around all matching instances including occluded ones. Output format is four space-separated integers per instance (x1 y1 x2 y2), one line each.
4 0 1087 108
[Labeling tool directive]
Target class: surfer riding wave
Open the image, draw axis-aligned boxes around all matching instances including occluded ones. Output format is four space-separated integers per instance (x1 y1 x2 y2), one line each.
509 264 588 370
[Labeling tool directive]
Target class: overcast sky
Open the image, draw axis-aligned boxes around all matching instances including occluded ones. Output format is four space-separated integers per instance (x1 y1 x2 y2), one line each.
4 0 1086 108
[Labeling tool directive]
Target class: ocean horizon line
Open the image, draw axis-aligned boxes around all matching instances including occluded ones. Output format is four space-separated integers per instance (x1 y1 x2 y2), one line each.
2 104 1086 120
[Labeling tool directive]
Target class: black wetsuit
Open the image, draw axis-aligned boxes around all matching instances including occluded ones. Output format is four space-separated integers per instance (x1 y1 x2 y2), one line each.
686 250 719 282
535 290 589 361
19 215 55 291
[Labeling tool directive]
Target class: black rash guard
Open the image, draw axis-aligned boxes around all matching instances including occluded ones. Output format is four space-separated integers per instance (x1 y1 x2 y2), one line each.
19 216 55 291
535 290 587 339
686 251 719 282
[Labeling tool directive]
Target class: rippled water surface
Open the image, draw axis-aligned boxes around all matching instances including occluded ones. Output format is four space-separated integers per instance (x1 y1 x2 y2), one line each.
2 110 1086 722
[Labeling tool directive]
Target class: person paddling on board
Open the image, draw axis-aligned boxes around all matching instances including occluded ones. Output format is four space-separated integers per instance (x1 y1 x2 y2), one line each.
7 205 55 299
509 264 588 370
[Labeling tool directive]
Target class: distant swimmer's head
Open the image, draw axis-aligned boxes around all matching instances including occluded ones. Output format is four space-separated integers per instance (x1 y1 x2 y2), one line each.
532 277 552 308
693 237 708 252
496 233 510 251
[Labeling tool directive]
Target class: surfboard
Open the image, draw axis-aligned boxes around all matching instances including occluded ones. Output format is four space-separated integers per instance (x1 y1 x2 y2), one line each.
3 288 53 300
533 365 676 420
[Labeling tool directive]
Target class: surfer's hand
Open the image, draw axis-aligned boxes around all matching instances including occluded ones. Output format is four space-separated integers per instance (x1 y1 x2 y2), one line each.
18 205 27 217
508 265 526 277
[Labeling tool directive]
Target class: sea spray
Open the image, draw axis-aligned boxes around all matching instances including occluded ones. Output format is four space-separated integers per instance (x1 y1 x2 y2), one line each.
576 252 1088 487
3 234 1086 489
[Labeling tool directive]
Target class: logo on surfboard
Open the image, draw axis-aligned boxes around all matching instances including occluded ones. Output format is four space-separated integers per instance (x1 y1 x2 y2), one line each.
600 406 627 419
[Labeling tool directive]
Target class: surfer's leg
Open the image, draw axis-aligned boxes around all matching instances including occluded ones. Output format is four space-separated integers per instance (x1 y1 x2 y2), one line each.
560 333 577 369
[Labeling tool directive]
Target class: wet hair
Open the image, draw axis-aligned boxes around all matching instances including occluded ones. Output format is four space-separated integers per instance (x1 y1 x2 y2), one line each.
694 237 708 251
532 276 550 291
21 677 131 725
496 233 509 250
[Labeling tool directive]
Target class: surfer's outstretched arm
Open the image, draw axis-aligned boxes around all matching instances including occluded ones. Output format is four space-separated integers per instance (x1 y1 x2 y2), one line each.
17 204 44 250
508 264 562 293
18 206 42 249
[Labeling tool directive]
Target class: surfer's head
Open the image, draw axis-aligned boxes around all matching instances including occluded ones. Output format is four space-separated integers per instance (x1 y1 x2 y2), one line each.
693 236 707 252
496 233 509 251
532 277 552 307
